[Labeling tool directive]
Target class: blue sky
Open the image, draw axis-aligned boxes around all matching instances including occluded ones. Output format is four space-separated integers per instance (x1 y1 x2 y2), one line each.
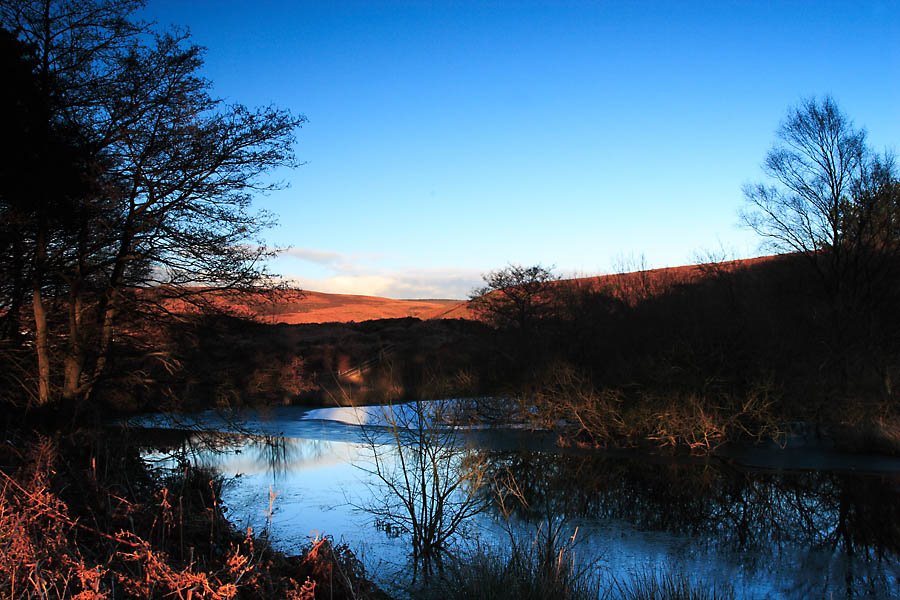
141 1 899 298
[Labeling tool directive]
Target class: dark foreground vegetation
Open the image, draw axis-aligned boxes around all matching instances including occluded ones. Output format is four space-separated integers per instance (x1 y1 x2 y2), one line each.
481 250 900 454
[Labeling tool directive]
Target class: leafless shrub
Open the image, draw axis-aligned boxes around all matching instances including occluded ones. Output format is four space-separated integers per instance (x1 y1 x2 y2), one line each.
523 363 627 447
357 399 488 581
521 364 784 453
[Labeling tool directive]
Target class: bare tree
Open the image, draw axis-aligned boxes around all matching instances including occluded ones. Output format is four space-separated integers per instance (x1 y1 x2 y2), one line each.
741 96 900 392
740 96 898 294
357 399 487 581
741 96 866 258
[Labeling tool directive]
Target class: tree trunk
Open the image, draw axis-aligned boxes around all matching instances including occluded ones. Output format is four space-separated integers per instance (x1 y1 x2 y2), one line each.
81 223 133 402
32 225 50 405
62 288 84 401
63 216 90 401
82 298 116 403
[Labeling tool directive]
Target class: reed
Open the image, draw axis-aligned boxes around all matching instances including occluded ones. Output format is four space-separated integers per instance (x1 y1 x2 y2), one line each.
612 570 735 600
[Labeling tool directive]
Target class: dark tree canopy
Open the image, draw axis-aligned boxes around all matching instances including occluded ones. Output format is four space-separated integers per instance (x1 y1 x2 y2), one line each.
0 0 306 406
469 264 559 333
0 28 91 339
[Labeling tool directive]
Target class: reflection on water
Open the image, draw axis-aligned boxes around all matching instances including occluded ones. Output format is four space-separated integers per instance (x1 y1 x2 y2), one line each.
136 407 900 599
143 431 350 482
481 451 900 598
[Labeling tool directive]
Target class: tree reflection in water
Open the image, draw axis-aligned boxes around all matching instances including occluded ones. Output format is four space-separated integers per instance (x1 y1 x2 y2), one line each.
480 450 900 598
141 429 334 485
356 400 488 582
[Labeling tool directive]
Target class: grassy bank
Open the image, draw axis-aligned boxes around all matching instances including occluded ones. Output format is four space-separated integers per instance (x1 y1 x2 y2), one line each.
416 543 734 600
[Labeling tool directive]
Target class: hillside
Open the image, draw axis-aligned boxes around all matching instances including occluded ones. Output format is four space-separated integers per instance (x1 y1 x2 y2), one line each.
206 255 782 324
247 290 466 324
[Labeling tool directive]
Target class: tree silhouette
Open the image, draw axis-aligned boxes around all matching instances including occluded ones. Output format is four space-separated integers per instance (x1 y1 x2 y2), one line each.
0 0 305 406
741 96 899 296
741 97 866 258
742 96 900 393
0 26 96 404
468 264 559 335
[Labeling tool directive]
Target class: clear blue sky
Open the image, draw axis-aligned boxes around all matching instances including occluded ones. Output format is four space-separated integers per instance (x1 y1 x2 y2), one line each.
141 1 899 298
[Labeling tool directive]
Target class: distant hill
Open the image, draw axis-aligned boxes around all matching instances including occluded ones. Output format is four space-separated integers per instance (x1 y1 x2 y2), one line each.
161 255 779 324
245 290 467 324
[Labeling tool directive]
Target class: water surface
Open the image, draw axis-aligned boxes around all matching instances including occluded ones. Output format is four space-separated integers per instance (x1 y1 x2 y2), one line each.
135 401 900 598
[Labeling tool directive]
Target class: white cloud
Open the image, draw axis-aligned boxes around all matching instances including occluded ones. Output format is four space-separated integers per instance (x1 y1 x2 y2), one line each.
277 247 345 265
284 269 481 299
271 246 487 298
270 246 486 298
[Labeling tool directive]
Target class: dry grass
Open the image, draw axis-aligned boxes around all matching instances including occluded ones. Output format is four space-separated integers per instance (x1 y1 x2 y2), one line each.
417 529 599 600
416 542 734 600
612 570 734 600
